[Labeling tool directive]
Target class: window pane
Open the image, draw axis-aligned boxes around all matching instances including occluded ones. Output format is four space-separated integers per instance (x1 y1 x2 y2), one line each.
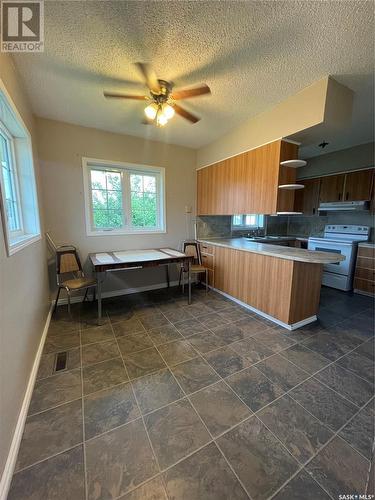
93 210 108 228
107 190 122 210
143 175 156 193
92 189 107 210
130 191 143 211
232 215 242 226
106 171 121 191
130 174 143 192
132 210 145 227
0 133 21 232
106 210 123 228
90 169 106 190
245 214 256 226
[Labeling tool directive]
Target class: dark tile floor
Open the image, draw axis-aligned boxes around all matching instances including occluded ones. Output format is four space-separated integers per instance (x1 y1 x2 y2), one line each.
8 285 375 500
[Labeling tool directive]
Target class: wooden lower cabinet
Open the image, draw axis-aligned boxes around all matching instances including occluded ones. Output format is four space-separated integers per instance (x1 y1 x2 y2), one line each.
354 245 375 296
214 246 322 325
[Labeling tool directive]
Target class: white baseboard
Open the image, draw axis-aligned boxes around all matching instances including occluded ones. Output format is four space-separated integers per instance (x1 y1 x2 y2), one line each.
53 280 181 306
0 305 53 500
212 287 317 330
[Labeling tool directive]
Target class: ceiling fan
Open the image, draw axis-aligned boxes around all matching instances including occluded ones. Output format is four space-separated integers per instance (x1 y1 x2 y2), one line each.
103 62 211 127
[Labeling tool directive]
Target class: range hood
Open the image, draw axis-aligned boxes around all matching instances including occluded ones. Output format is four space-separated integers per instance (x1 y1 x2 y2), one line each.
318 200 369 212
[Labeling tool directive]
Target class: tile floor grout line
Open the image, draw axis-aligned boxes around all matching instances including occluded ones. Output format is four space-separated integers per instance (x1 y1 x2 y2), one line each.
110 319 165 478
78 324 89 500
287 392 373 464
151 317 254 500
271 393 374 499
27 394 83 419
23 292 373 499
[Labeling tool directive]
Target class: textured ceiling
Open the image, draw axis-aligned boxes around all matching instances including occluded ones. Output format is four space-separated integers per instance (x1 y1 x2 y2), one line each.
12 0 374 153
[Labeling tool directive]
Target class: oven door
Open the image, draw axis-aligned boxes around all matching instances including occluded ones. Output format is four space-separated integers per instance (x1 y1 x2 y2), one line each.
308 240 352 275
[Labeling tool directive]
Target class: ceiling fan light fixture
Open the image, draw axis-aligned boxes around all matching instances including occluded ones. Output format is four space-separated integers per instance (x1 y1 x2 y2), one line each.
156 112 168 127
144 102 158 120
163 103 175 120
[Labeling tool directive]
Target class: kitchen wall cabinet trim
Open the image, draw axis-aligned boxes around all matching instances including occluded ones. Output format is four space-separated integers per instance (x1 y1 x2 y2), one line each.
196 137 300 171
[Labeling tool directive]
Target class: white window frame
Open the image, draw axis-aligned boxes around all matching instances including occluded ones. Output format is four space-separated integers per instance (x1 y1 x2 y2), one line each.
82 157 166 236
0 79 41 256
231 214 265 229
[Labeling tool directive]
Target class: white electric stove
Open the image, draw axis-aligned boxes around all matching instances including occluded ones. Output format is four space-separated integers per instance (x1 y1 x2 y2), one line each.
308 225 370 291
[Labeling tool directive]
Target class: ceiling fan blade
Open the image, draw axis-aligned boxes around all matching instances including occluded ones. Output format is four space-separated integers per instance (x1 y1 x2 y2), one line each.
104 92 148 100
135 62 161 94
173 103 200 123
171 84 211 100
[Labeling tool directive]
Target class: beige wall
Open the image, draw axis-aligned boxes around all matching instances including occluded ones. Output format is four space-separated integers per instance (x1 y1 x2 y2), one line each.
197 77 330 168
36 118 197 295
196 77 353 169
0 54 49 479
297 142 374 179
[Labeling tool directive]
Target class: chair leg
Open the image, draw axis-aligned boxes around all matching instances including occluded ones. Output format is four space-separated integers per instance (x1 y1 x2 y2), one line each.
93 287 96 302
83 288 89 303
178 267 182 287
182 271 185 294
54 287 62 313
67 291 71 315
205 269 208 293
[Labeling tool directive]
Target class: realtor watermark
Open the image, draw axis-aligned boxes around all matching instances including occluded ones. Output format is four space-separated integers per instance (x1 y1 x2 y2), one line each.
1 0 44 52
338 495 374 500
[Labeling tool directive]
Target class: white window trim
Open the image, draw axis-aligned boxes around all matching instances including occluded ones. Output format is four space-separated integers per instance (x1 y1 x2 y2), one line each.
0 78 41 257
82 157 166 236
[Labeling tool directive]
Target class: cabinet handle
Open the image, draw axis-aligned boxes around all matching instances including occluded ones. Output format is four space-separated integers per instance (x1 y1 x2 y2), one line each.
338 193 342 200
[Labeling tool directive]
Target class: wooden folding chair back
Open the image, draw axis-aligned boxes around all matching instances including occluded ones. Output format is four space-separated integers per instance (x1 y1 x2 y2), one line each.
57 249 82 275
182 241 202 265
54 246 97 315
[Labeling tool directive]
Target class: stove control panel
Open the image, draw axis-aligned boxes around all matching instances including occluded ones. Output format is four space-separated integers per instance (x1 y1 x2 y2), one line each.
325 225 370 235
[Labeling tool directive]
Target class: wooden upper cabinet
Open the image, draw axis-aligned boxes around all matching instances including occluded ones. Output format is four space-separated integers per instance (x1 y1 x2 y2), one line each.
344 169 374 201
196 139 298 215
319 174 346 202
294 178 321 215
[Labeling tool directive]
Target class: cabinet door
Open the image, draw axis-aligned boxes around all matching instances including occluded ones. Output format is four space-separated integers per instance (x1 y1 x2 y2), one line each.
344 169 374 201
319 174 345 202
294 178 321 214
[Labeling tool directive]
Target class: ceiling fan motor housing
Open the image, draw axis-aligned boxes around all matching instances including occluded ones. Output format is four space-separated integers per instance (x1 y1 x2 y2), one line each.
151 80 173 103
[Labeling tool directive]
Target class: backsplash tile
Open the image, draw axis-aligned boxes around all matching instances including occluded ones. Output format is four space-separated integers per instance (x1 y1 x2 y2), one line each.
196 212 373 241
195 216 232 239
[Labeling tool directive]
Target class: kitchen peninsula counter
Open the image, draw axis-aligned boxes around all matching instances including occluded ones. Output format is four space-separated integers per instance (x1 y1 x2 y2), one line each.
198 238 345 330
199 238 345 264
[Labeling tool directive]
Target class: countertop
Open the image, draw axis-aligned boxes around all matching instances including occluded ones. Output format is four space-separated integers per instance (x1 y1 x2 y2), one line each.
198 238 346 264
358 242 375 248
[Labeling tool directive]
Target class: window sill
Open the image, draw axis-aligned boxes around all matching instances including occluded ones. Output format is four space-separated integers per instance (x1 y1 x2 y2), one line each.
86 228 167 237
7 233 41 256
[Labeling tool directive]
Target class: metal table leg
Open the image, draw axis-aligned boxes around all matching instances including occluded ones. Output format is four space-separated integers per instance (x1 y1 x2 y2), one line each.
188 260 192 305
166 264 170 288
97 271 105 325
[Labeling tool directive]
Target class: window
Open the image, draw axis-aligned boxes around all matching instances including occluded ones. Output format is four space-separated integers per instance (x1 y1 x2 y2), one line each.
0 80 41 256
232 214 264 229
83 158 165 235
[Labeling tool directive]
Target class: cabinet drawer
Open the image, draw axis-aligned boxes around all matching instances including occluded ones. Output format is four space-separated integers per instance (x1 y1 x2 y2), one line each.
354 278 375 294
200 243 214 255
356 256 375 270
358 246 375 259
355 267 375 281
201 254 214 269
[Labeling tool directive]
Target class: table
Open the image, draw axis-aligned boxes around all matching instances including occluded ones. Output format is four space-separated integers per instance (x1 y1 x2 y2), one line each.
89 248 193 323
